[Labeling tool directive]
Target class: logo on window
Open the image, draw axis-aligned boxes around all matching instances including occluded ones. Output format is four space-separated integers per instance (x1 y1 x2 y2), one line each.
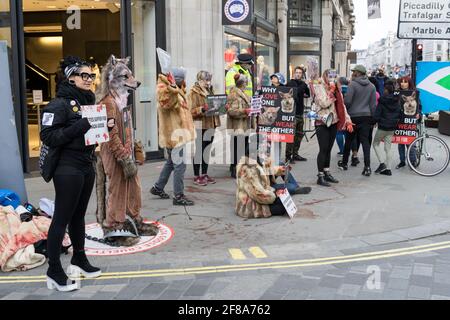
224 0 250 23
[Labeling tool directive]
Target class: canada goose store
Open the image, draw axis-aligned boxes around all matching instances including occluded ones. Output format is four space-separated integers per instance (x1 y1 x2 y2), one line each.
0 0 166 173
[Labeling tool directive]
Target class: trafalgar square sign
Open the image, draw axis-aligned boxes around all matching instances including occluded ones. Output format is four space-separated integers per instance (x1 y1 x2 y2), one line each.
397 0 450 39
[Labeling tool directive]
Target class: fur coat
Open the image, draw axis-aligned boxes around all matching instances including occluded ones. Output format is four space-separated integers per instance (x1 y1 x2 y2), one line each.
157 74 196 149
235 157 279 219
226 86 256 135
188 83 220 129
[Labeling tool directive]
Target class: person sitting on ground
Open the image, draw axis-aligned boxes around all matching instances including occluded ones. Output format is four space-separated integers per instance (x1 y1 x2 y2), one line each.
372 80 402 176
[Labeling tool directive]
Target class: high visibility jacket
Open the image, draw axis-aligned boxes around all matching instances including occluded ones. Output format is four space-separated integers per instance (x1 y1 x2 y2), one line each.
225 64 253 98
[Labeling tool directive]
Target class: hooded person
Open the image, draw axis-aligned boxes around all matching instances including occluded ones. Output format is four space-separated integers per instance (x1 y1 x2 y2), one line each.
96 55 158 247
338 64 377 176
150 67 196 206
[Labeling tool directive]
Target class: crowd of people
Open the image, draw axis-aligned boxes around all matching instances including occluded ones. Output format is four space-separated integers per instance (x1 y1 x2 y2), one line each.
39 52 420 292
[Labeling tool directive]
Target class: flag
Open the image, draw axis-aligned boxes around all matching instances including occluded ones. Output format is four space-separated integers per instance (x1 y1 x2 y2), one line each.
368 0 381 19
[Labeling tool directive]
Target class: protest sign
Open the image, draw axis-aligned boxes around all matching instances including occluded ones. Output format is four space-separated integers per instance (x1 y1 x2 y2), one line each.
81 104 109 146
392 90 419 144
277 188 298 219
257 86 297 143
205 95 228 116
249 95 263 116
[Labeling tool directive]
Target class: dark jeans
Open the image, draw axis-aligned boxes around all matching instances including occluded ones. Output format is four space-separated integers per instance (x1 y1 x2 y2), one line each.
343 117 373 167
336 130 345 153
398 144 417 163
48 166 95 273
272 172 300 194
316 124 338 173
193 129 215 176
155 147 186 196
286 116 304 158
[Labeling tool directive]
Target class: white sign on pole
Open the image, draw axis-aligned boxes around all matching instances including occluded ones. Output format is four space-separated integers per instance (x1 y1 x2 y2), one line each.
33 90 43 104
81 104 110 146
398 0 450 39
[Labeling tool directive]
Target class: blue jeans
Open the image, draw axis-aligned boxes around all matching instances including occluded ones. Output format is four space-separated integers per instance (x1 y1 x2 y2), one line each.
336 131 345 153
398 144 417 163
155 147 186 196
272 172 299 194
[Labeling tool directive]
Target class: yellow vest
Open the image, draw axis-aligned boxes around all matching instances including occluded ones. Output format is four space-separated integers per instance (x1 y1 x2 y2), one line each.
225 64 253 98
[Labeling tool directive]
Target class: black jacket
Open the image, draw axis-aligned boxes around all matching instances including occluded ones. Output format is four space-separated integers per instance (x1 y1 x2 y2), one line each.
374 94 402 131
40 81 96 170
287 79 310 116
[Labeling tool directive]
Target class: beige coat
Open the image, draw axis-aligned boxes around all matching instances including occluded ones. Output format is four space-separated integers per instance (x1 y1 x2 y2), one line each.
157 74 196 149
188 84 221 129
226 86 256 135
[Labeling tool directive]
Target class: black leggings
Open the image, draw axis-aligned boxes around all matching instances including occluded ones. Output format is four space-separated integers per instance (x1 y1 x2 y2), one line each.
47 166 95 272
269 197 287 216
343 117 373 167
193 129 215 176
316 124 338 172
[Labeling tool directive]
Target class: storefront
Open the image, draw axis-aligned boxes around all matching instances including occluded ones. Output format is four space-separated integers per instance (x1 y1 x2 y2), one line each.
224 0 279 91
0 0 166 173
287 0 322 80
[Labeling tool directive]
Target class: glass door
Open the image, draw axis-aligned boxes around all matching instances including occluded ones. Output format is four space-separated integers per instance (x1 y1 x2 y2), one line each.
131 0 158 153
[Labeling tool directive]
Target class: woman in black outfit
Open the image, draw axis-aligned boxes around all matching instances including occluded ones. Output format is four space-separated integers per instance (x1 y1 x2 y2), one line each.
40 56 102 291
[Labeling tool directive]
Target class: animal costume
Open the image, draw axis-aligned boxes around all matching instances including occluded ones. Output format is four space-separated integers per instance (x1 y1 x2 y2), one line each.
96 55 158 246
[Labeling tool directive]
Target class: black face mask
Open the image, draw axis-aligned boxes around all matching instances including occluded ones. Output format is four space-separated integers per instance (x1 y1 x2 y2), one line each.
56 80 96 105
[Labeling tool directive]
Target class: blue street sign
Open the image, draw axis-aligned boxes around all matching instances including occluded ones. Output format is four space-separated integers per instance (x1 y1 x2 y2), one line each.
416 62 450 114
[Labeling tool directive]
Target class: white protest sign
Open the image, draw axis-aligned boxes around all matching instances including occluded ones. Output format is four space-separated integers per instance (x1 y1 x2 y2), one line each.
33 90 43 104
277 188 298 219
81 104 109 146
249 95 262 116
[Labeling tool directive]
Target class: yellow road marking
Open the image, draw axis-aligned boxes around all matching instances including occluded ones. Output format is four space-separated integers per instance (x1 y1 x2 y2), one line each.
249 246 268 259
1 240 450 284
229 248 247 260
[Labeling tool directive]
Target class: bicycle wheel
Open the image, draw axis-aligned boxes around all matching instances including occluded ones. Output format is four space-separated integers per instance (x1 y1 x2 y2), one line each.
407 135 450 177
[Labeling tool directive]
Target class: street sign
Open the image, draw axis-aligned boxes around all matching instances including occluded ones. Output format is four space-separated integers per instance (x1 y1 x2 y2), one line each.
416 62 450 113
33 90 43 104
334 40 347 52
397 0 450 39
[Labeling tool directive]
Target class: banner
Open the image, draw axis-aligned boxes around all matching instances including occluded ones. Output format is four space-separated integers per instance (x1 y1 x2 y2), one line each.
392 90 419 145
205 95 228 116
368 0 381 19
81 104 109 146
416 61 450 114
0 41 27 202
257 86 297 143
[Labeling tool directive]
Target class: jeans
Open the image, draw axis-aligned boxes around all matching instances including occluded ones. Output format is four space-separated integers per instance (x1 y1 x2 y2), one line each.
373 129 394 169
155 146 186 196
343 117 373 167
398 144 417 164
336 131 345 153
316 124 338 173
193 129 214 176
272 172 299 194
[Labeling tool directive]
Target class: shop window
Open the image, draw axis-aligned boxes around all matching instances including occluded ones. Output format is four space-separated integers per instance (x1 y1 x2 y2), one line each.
257 27 275 43
224 34 252 71
289 0 320 28
254 0 267 19
256 44 275 89
289 55 320 80
290 36 320 51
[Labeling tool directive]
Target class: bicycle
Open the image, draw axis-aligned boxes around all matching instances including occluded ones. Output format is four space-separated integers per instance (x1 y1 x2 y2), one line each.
407 114 450 177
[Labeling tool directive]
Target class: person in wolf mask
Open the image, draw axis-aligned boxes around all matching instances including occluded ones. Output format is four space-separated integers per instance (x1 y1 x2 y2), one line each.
40 56 101 292
150 67 196 206
96 55 158 247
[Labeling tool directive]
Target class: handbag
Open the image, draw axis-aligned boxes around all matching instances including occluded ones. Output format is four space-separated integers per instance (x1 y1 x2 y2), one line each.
39 143 61 183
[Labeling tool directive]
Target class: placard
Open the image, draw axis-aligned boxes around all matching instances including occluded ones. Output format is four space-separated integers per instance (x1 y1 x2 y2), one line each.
205 95 228 116
257 86 297 143
392 90 419 145
32 90 43 104
81 104 109 146
277 188 298 219
249 95 263 116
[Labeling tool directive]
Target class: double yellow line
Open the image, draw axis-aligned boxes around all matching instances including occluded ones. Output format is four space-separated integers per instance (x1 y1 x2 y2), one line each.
1 240 450 284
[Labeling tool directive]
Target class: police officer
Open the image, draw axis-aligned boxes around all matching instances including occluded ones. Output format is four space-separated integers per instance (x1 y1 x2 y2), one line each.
40 56 102 292
225 53 254 97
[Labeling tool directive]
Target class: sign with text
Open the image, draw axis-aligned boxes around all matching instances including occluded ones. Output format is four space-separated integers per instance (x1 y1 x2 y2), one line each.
81 104 109 146
205 95 228 116
32 90 43 104
249 95 263 116
392 90 419 145
222 0 253 25
368 0 381 19
398 0 450 39
257 86 297 143
277 188 298 219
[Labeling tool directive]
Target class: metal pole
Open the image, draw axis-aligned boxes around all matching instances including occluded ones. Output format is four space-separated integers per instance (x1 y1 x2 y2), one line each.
411 39 417 85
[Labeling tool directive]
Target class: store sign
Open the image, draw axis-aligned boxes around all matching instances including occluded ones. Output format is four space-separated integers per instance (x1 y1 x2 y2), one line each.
222 0 253 25
397 0 450 39
416 62 450 113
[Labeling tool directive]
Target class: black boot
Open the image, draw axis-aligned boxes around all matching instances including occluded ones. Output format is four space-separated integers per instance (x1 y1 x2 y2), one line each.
317 173 331 187
324 171 339 183
46 262 78 292
68 251 102 279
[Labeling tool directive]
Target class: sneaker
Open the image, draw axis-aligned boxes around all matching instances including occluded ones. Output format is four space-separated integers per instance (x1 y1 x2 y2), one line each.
150 186 170 199
375 163 387 174
351 156 360 167
173 194 194 206
293 186 312 195
396 162 406 169
317 174 331 187
203 175 216 184
324 172 339 183
337 160 348 171
193 176 207 186
293 155 307 161
380 169 392 176
362 166 372 176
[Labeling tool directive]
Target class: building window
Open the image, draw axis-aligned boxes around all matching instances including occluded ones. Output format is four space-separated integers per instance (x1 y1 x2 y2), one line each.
437 56 442 62
289 55 320 80
254 0 267 19
288 0 320 28
256 44 276 89
224 34 252 71
290 36 320 51
437 44 442 51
